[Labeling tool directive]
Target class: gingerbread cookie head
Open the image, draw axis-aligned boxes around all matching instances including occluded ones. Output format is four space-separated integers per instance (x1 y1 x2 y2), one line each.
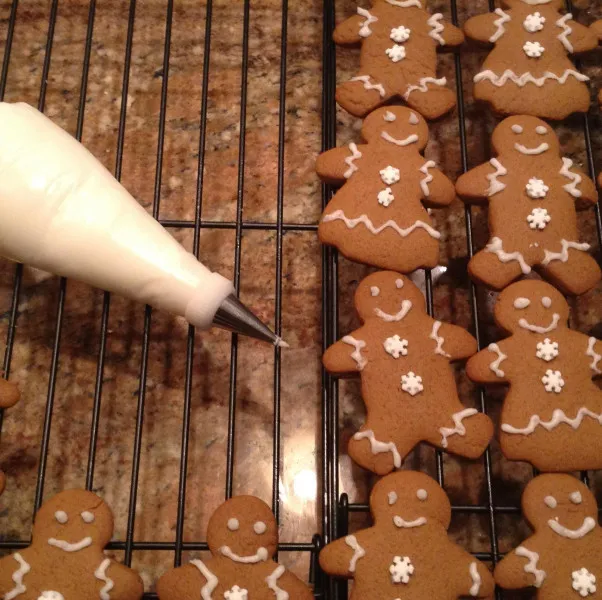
492 116 560 159
355 271 426 322
207 496 278 562
522 474 597 534
33 489 114 550
502 0 564 9
371 471 452 531
362 106 429 151
494 280 569 335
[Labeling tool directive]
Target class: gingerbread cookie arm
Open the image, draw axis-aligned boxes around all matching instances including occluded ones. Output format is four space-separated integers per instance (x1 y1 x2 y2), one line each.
0 378 20 408
333 14 364 46
564 19 598 54
463 12 504 44
446 545 495 598
266 565 314 599
434 16 464 47
156 563 206 600
562 163 598 209
494 542 546 591
466 341 510 385
316 144 366 185
420 165 457 208
319 533 366 578
323 327 369 375
586 336 602 379
101 561 144 600
456 162 502 205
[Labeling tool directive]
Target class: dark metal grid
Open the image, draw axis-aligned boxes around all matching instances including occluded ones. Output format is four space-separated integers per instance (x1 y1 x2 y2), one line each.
0 0 323 597
321 0 602 598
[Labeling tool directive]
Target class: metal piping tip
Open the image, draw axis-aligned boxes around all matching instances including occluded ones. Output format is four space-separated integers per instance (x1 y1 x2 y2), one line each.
213 294 288 347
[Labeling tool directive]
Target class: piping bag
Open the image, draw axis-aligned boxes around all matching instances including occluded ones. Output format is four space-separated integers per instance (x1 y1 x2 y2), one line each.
0 102 286 346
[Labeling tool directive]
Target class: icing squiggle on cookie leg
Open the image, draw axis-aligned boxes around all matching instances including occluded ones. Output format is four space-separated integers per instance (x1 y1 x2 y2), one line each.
353 429 402 468
403 77 447 100
349 75 386 98
439 408 479 448
542 239 590 266
484 237 531 274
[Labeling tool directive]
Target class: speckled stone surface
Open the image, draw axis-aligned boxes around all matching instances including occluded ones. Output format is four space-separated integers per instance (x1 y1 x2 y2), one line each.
0 0 601 596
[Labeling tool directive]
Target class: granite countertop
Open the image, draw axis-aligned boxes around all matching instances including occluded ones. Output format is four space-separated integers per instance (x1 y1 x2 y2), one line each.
0 0 601 595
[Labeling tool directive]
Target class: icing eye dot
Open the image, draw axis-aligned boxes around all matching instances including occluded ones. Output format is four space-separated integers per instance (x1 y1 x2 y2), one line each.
81 511 95 523
54 510 68 524
395 279 404 289
541 296 552 308
254 521 267 534
544 495 557 509
535 126 547 135
388 491 397 505
416 489 428 501
511 125 523 134
513 297 530 309
384 110 396 122
570 491 582 504
409 112 419 125
371 286 380 297
227 518 240 531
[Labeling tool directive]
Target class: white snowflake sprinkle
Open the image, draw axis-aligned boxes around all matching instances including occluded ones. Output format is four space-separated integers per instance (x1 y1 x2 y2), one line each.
390 556 414 584
401 372 423 396
390 25 411 43
378 187 395 207
224 586 248 600
542 369 564 393
380 165 401 185
527 207 551 230
384 335 409 358
523 41 545 57
526 178 549 199
536 338 559 362
385 44 406 62
523 12 545 33
572 568 596 597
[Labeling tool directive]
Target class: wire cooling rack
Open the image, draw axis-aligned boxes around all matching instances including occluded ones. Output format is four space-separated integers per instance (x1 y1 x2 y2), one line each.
0 0 601 599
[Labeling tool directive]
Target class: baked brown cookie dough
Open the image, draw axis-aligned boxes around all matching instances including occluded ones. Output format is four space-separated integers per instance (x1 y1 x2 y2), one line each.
0 378 20 496
0 489 144 599
157 496 313 600
317 106 456 273
456 115 600 295
496 474 602 598
467 280 602 472
323 271 493 475
333 0 464 119
320 470 495 599
464 0 598 119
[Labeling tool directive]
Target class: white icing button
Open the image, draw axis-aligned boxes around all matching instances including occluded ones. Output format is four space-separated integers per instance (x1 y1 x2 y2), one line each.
54 511 68 524
570 491 583 505
523 41 545 58
527 207 551 230
544 495 557 509
572 568 596 597
416 489 428 501
388 491 398 505
511 124 523 134
390 25 411 43
81 511 95 523
378 187 395 207
513 297 530 309
526 177 549 199
390 556 414 584
401 372 423 396
542 369 564 393
380 165 400 185
541 296 552 308
523 12 545 33
535 126 547 135
253 521 267 534
536 338 559 362
385 44 406 62
384 335 409 359
370 286 380 297
395 278 404 289
227 518 240 531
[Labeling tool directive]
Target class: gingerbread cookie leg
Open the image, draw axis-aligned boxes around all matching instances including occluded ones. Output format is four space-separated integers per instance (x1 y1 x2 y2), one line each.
403 79 457 122
469 246 528 290
538 244 602 296
425 410 493 459
336 75 394 118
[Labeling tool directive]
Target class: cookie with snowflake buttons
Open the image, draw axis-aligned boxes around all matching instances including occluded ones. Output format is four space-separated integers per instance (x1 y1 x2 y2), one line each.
466 280 602 472
496 473 602 599
332 0 464 119
464 0 598 119
319 470 495 599
156 496 313 600
317 106 456 274
456 115 601 295
0 378 20 495
323 271 493 475
0 489 144 600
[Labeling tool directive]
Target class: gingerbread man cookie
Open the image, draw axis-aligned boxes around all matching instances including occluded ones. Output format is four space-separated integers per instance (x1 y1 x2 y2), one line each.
323 271 493 475
0 378 20 495
467 280 602 472
320 470 495 599
464 0 598 119
456 115 601 295
495 474 602 599
594 21 602 115
0 489 143 600
317 106 456 273
333 0 464 119
156 496 313 600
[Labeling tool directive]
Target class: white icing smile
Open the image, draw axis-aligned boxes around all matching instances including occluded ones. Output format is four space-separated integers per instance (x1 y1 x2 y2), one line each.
515 142 549 155
47 536 92 552
220 545 269 563
393 515 427 528
381 131 419 146
518 313 560 334
548 517 596 539
374 299 412 322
